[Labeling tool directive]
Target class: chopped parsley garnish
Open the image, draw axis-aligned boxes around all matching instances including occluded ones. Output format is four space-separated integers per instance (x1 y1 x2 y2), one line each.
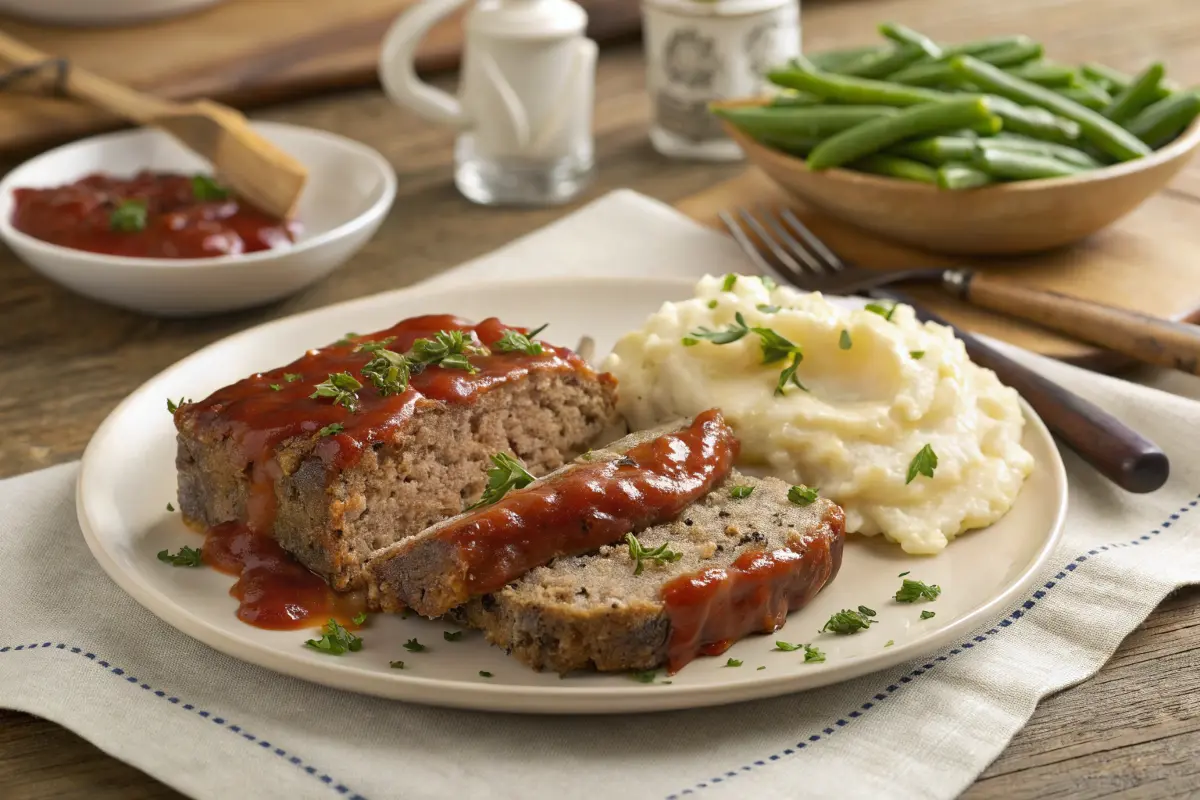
820 607 877 635
725 658 743 667
754 326 799 365
411 330 487 373
284 373 303 383
859 605 877 617
775 352 807 396
895 578 942 603
625 532 683 576
707 300 719 309
493 323 548 356
803 645 826 663
157 546 203 567
729 485 755 499
775 641 803 651
317 423 344 437
166 397 190 414
788 485 819 506
166 502 174 512
110 200 147 232
910 351 925 360
359 342 412 397
269 384 281 391
390 660 405 669
443 630 463 642
920 610 936 620
686 311 750 345
757 665 766 670
898 571 910 577
839 329 852 350
630 669 658 683
191 173 229 201
905 444 938 484
479 671 494 678
304 619 362 655
352 611 367 625
885 639 895 647
722 273 738 291
865 301 898 321
359 330 487 396
403 638 426 652
311 372 362 411
757 304 781 314
465 452 535 510
761 275 777 291
335 333 360 346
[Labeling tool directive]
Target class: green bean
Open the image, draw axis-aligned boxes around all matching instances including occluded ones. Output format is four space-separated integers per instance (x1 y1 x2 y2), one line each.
851 154 939 183
951 56 1151 160
971 147 1084 180
1104 62 1165 123
711 105 901 140
770 92 824 107
889 42 1043 87
937 162 993 189
760 136 823 157
766 65 947 106
1082 62 1175 102
976 40 1044 68
984 96 1081 143
983 135 1101 168
1126 91 1200 148
879 23 943 59
1006 62 1078 88
942 35 1035 58
890 136 978 164
838 44 927 79
808 45 889 72
1055 84 1112 111
807 97 999 170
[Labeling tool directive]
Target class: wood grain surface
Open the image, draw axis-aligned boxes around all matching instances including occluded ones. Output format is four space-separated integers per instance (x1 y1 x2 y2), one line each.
3 0 1200 796
0 0 642 154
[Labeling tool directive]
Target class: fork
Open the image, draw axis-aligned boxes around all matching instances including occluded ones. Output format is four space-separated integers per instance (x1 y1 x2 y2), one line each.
721 207 1169 494
722 207 1200 377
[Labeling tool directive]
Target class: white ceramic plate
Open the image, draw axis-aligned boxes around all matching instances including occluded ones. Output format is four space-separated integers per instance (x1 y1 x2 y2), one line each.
0 0 223 27
78 276 1068 714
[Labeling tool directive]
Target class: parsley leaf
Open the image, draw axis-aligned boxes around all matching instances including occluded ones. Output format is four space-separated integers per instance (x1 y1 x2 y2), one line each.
725 658 743 667
310 372 362 411
752 327 799 365
820 608 877 635
443 630 464 642
390 660 405 669
317 423 344 437
839 329 852 350
858 605 877 617
166 397 190 414
757 665 766 670
910 351 925 360
885 639 895 647
466 452 536 510
403 638 426 652
269 384 281 391
898 571 910 577
359 343 412 397
905 444 938 484
707 299 719 309
865 302 898 321
761 275 777 291
493 324 548 356
804 644 826 663
788 485 819 506
335 333 360 346
410 330 487 373
166 502 174 512
110 200 147 232
625 532 683 576
920 610 936 620
352 611 367 625
157 546 203 567
775 351 808 396
686 312 750 345
191 173 229 201
284 373 302 383
757 304 781 314
629 670 658 683
304 619 363 655
775 641 803 651
722 273 738 291
729 485 755 499
895 578 942 603
479 670 494 678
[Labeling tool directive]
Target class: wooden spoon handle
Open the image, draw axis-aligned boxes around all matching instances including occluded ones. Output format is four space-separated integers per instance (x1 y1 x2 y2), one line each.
949 270 1200 375
879 288 1169 494
0 29 175 123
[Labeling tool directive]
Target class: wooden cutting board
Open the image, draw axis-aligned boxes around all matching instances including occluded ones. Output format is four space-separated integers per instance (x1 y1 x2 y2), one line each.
0 0 641 155
674 169 1200 368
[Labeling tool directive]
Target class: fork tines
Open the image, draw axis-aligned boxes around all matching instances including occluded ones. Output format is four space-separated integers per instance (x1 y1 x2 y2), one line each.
719 207 847 290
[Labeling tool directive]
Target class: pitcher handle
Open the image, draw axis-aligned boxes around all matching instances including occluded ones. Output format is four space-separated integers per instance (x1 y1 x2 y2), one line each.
378 0 470 129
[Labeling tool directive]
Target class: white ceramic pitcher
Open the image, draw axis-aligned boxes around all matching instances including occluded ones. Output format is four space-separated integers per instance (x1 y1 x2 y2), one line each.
379 0 598 206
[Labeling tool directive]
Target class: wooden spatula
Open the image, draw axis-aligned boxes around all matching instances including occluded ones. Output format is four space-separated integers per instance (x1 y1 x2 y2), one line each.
0 30 307 219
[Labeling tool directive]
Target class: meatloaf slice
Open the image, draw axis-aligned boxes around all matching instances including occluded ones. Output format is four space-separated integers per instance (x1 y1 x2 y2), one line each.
452 472 845 674
175 314 620 591
365 409 740 617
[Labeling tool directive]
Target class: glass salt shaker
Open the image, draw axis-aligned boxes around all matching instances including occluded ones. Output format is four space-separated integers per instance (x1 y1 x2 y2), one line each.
642 0 801 160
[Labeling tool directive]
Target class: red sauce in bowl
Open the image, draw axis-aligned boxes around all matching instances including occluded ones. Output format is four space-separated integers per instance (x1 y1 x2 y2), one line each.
10 170 300 259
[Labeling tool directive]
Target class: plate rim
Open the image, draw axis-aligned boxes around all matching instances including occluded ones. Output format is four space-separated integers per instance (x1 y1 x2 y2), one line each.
77 274 1070 714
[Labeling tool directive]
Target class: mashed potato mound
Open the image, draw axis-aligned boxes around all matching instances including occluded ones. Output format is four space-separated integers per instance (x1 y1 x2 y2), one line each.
603 274 1035 554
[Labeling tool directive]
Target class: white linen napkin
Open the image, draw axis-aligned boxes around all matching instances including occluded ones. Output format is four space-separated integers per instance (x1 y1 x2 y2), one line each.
4 190 1200 800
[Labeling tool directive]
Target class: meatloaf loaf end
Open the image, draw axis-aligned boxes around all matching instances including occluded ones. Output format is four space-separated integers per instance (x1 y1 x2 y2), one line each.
175 315 621 591
451 472 845 674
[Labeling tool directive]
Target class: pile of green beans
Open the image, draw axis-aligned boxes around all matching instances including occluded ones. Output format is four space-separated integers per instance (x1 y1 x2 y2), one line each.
712 23 1200 189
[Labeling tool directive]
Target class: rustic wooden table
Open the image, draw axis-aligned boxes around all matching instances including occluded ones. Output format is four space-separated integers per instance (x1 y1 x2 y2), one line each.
3 0 1200 797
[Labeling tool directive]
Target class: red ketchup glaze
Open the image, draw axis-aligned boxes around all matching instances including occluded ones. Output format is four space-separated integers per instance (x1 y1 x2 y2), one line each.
11 170 299 258
438 409 739 602
177 315 599 534
202 522 366 630
659 504 846 673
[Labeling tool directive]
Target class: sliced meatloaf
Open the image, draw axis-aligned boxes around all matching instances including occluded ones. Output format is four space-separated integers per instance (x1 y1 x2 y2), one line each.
451 472 845 674
175 314 620 590
365 409 740 617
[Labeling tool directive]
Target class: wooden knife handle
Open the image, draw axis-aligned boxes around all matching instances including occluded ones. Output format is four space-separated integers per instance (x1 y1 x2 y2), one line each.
951 270 1200 375
880 288 1169 494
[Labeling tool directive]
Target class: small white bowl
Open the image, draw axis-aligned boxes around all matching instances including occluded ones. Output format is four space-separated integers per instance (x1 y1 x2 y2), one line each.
0 0 224 26
0 122 397 316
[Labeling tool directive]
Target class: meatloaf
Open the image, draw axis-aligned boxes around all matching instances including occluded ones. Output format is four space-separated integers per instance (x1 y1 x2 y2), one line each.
365 409 740 617
451 471 845 674
174 314 620 590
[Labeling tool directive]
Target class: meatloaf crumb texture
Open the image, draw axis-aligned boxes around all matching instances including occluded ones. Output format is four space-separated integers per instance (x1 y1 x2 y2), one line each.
177 368 620 590
450 471 844 673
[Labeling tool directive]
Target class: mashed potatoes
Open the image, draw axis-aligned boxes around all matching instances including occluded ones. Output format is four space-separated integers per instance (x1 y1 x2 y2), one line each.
603 275 1034 554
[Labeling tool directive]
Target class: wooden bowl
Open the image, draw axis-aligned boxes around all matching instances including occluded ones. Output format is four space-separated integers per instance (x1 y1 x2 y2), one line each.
713 98 1200 256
